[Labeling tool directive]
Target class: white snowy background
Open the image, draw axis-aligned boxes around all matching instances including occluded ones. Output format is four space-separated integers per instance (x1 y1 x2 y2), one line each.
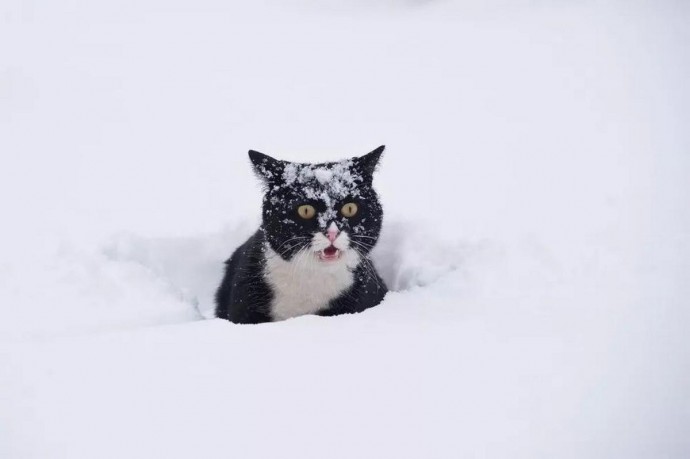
1 0 689 457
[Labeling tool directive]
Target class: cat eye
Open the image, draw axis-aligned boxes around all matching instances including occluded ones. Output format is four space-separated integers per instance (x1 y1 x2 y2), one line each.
297 204 316 219
341 202 358 218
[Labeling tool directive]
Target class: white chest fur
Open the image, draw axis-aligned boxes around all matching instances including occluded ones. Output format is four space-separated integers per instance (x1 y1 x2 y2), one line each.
264 245 356 321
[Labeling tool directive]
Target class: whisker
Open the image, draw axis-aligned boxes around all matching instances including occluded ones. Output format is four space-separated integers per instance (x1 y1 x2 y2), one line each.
349 240 374 252
279 240 310 257
350 245 384 291
274 236 310 252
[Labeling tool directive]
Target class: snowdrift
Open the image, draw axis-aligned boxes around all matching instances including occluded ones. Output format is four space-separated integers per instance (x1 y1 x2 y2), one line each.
1 0 688 457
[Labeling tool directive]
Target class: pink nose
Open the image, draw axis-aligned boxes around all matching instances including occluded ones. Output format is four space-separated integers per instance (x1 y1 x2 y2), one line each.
327 228 338 243
326 223 339 243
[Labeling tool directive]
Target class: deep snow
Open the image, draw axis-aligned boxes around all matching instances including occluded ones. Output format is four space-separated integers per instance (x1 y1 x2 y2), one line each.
1 0 689 458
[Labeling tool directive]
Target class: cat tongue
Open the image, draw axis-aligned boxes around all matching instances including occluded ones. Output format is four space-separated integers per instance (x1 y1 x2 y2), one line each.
323 246 338 257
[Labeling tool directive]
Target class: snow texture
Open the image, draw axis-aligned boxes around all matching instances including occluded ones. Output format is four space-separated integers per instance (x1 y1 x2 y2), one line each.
1 0 690 458
281 159 360 227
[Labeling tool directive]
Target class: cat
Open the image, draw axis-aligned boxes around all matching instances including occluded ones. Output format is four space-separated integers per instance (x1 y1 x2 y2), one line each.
215 146 388 324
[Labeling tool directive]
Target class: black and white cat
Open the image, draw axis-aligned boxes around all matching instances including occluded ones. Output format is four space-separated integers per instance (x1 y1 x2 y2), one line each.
215 146 388 324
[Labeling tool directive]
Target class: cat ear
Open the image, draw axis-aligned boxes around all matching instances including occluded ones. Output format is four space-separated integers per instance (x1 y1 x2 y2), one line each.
248 150 285 184
353 145 385 179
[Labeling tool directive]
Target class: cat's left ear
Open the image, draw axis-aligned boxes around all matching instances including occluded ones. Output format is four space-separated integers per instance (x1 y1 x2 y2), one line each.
353 145 385 180
248 150 285 184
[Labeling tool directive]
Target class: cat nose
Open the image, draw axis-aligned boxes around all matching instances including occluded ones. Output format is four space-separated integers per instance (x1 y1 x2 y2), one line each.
326 222 339 243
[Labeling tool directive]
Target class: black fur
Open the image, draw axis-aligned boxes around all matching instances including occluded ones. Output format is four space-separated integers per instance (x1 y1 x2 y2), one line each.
215 146 387 324
215 230 274 324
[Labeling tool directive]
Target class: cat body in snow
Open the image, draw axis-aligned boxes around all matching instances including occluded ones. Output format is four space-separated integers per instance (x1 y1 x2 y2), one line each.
215 146 388 324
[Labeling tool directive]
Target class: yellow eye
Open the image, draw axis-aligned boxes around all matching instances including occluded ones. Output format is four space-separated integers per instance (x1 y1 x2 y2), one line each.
341 202 358 218
297 204 316 219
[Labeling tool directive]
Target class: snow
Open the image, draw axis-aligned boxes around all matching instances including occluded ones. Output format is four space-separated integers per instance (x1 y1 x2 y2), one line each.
276 158 361 226
1 0 690 458
281 159 361 227
314 167 334 184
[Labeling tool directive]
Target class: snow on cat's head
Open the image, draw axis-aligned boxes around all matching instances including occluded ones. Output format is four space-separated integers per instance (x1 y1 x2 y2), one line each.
248 146 385 263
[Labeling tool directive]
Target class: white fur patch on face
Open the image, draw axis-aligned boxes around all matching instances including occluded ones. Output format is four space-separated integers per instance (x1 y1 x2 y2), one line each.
264 232 360 321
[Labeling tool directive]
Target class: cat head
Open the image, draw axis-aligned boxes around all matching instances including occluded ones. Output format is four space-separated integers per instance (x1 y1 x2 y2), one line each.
248 146 385 267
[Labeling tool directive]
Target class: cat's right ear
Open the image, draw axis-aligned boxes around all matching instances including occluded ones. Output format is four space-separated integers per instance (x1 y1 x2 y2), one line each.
248 150 284 184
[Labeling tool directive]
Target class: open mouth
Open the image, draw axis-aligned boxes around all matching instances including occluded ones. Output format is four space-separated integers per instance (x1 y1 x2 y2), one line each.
318 245 341 261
